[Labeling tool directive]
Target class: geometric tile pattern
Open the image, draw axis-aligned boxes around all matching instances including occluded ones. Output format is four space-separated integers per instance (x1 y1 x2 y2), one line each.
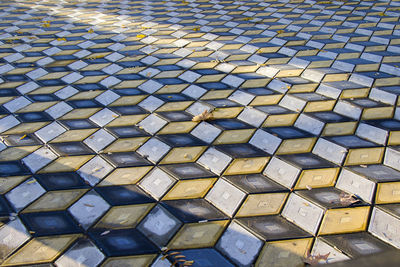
1 0 400 266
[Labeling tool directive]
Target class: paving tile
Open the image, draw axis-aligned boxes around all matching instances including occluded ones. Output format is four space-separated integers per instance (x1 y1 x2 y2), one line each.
0 0 400 265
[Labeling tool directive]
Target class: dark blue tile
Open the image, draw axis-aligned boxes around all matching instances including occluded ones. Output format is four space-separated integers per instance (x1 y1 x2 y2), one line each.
89 228 158 256
110 105 148 115
19 211 82 236
60 119 99 130
35 172 89 190
50 142 95 156
95 185 155 206
0 161 30 177
101 152 152 167
211 119 253 130
157 134 207 147
105 126 149 138
161 199 228 223
16 112 53 122
178 248 234 267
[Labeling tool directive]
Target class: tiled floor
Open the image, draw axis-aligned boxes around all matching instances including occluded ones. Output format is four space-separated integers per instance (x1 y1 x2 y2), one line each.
0 0 400 266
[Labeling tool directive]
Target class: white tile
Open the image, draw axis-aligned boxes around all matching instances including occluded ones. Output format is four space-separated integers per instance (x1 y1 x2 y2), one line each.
68 191 110 232
22 146 58 173
0 115 20 133
6 177 45 211
206 178 245 216
216 222 263 267
84 129 116 153
4 96 31 113
89 108 118 127
139 168 176 200
138 80 163 94
94 90 120 106
197 147 232 175
138 95 164 112
191 121 221 143
100 76 121 88
138 114 167 135
0 219 30 261
77 156 114 186
45 102 73 119
178 70 201 83
56 239 105 267
136 138 170 163
35 122 66 143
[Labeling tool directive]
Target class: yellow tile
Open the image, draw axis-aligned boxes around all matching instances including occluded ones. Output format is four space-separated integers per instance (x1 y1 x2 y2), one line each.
109 95 147 106
389 131 400 145
374 77 400 87
376 182 400 204
3 122 49 134
1 235 80 266
158 121 198 134
23 189 87 212
232 65 259 74
288 83 318 93
100 166 152 186
168 220 228 249
212 107 244 119
277 138 316 155
344 147 384 166
214 129 255 144
154 70 183 79
340 88 369 99
94 204 155 229
240 78 271 88
50 129 98 143
263 114 298 127
31 86 64 95
362 107 394 120
200 89 233 100
304 100 335 112
250 95 283 106
275 68 303 78
0 146 40 161
0 96 15 105
106 114 148 127
103 137 149 153
38 155 93 173
156 84 188 94
322 122 357 136
0 176 29 194
256 238 313 267
61 108 100 120
295 168 339 189
191 61 218 70
224 157 269 175
67 90 103 100
160 146 207 164
102 255 157 267
236 193 288 217
156 101 193 112
318 206 370 235
162 178 217 200
322 73 349 82
113 80 145 89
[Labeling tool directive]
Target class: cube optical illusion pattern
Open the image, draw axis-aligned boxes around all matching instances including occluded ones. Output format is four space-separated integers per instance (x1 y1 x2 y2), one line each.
0 0 400 266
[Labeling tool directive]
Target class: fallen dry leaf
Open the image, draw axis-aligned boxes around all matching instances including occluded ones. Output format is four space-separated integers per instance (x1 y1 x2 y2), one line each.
192 109 213 122
339 192 360 206
304 251 330 265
